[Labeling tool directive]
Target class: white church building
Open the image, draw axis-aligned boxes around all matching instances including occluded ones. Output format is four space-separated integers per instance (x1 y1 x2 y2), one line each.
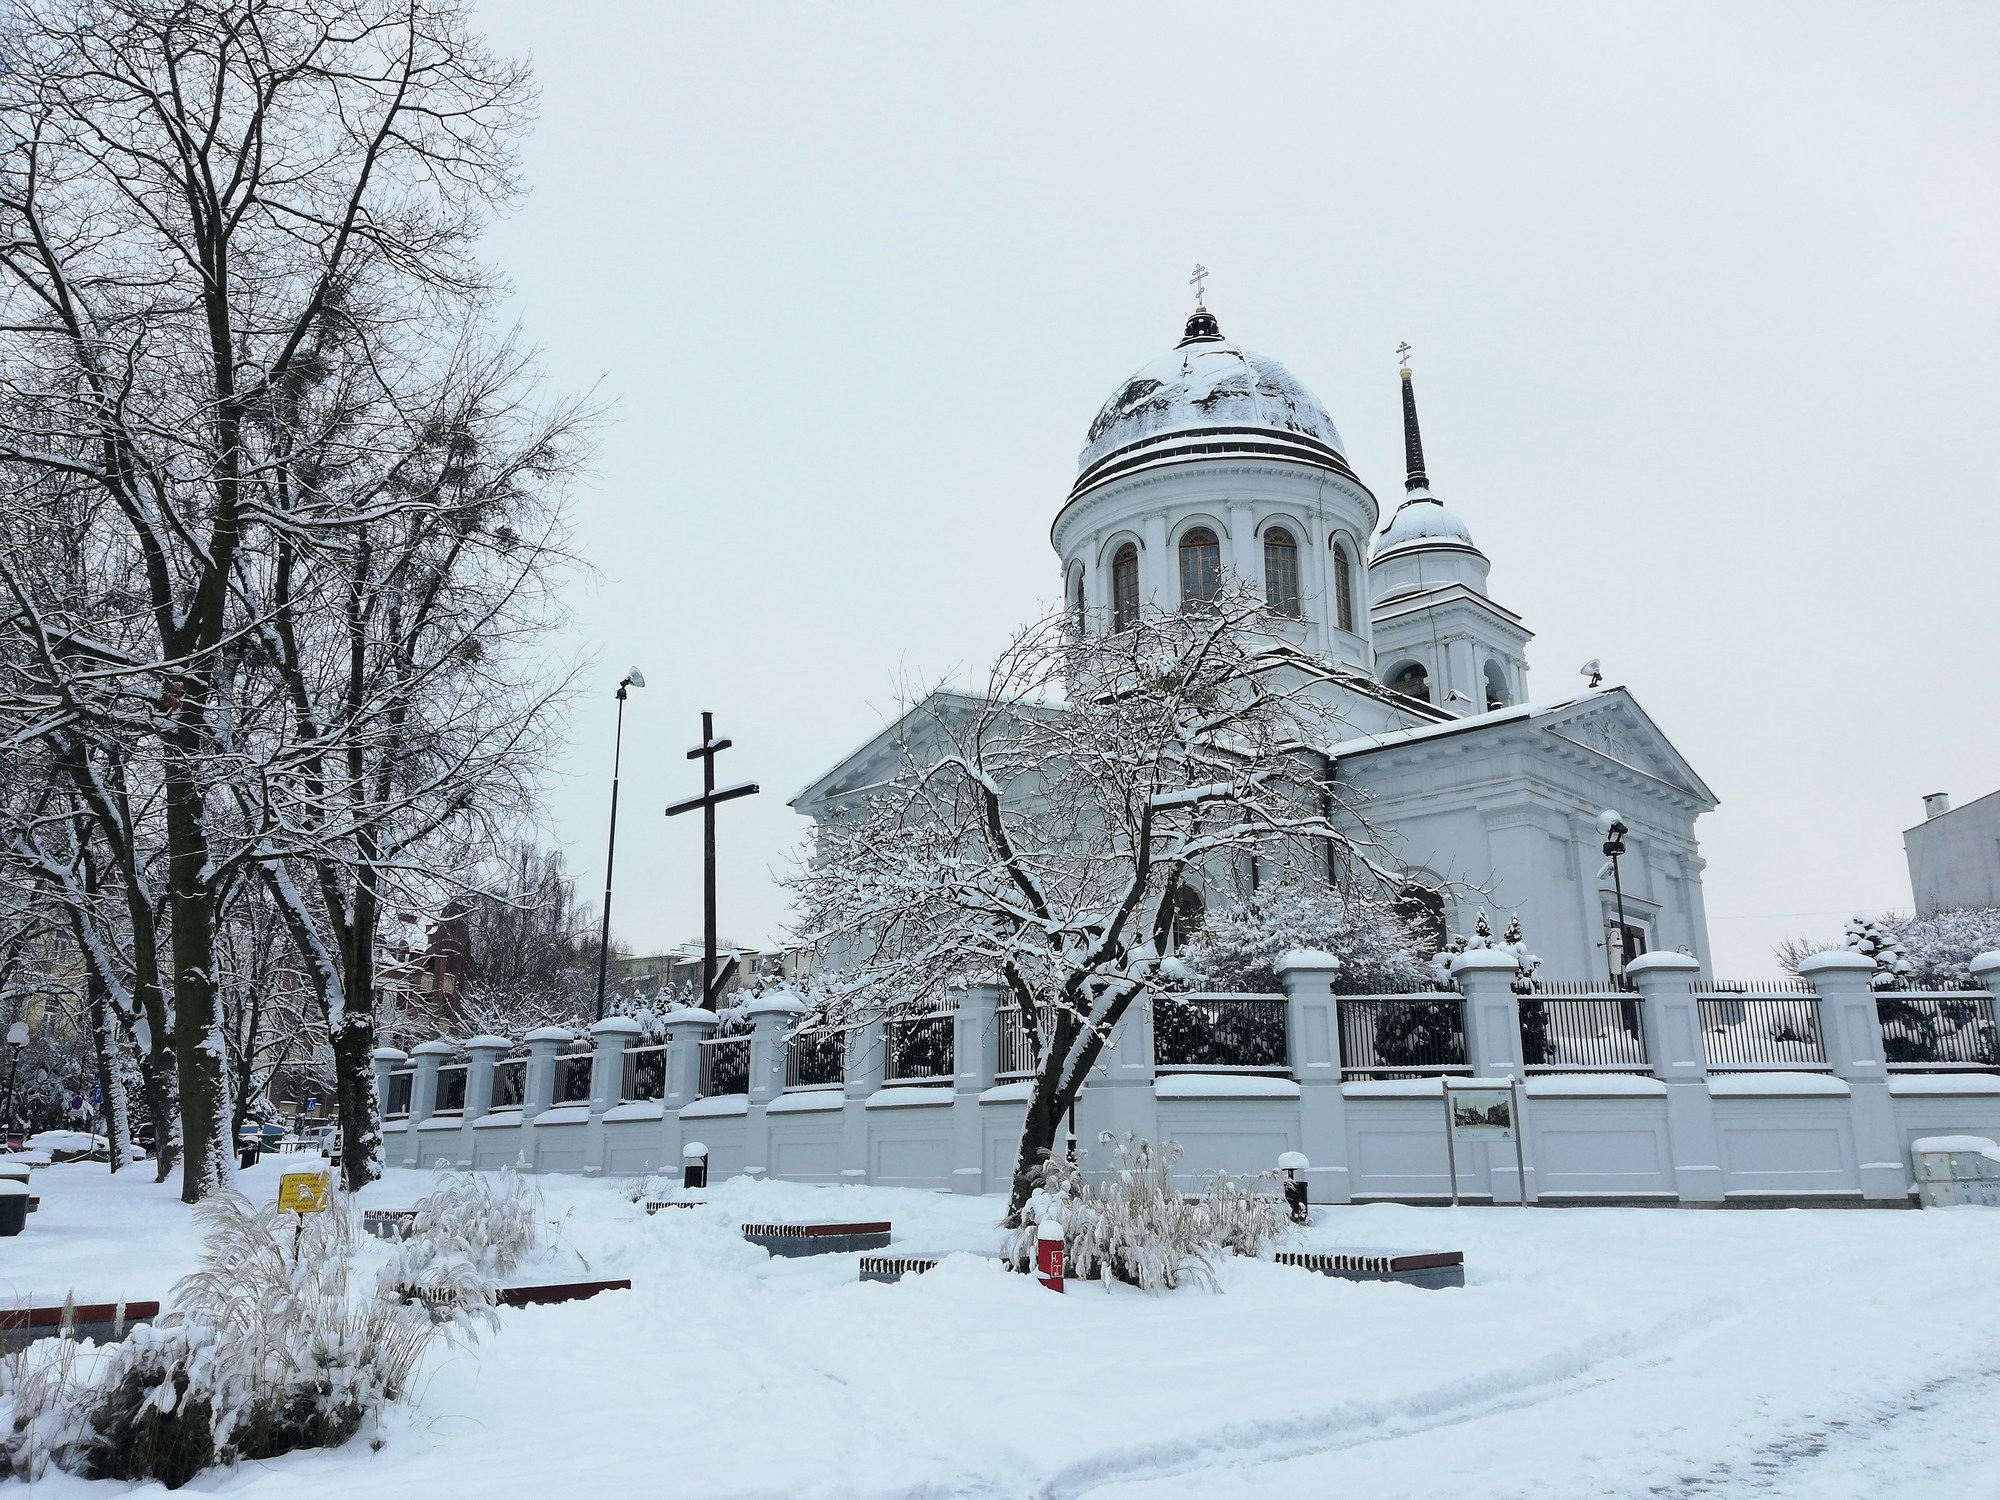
796 304 1719 982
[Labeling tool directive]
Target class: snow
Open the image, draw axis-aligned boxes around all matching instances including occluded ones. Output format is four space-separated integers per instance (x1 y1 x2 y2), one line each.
1889 1074 2000 1095
679 1095 749 1118
1911 1136 2000 1155
1155 1075 1301 1099
981 1081 1034 1103
865 1086 956 1109
1707 1072 1851 1097
416 1116 465 1131
1343 1078 1446 1097
473 1109 525 1130
601 1102 664 1123
9 1163 2000 1496
1523 1074 1668 1097
532 1105 590 1126
765 1090 845 1115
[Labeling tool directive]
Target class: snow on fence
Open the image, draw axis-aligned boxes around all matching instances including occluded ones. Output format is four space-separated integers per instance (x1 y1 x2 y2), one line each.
1877 992 2000 1070
1520 995 1649 1072
1336 995 1468 1078
621 1043 669 1102
1696 994 1828 1070
1154 995 1289 1073
886 1013 954 1083
701 1036 751 1097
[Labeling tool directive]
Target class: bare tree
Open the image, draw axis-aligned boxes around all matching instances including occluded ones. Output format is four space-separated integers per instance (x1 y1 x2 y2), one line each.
0 0 574 1198
790 595 1389 1216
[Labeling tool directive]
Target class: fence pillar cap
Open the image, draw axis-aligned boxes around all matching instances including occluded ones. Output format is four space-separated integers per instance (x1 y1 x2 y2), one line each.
1275 948 1342 974
1969 951 2000 977
523 1025 577 1044
1450 950 1521 974
1625 951 1701 975
661 1005 720 1031
743 988 810 1018
1797 950 1875 975
588 1016 645 1038
371 1047 409 1063
464 1035 513 1052
409 1039 458 1056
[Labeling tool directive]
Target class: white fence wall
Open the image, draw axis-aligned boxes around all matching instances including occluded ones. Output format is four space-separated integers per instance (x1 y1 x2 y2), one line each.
375 953 2000 1208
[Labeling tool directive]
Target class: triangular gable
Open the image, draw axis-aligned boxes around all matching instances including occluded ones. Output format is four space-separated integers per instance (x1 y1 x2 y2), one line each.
1534 690 1717 809
789 689 985 814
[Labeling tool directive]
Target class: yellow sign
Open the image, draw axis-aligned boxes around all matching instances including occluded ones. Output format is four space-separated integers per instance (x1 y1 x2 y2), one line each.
278 1171 331 1214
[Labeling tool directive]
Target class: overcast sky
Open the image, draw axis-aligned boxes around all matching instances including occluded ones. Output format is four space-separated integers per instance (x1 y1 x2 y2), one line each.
470 1 1999 977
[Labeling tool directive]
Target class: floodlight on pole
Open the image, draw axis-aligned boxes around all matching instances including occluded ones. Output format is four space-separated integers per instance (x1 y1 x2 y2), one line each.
4 1020 27 1137
593 669 645 1023
1597 808 1631 988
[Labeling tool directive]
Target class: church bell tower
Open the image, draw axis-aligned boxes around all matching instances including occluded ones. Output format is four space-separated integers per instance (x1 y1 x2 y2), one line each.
1367 360 1532 715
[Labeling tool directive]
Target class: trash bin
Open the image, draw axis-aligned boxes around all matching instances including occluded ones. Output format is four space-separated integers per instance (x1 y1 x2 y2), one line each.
1279 1151 1311 1224
239 1143 260 1171
1912 1135 2000 1207
0 1180 27 1237
683 1141 709 1190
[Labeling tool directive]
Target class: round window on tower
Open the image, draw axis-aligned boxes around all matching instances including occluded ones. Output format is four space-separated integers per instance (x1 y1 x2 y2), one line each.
1386 660 1431 703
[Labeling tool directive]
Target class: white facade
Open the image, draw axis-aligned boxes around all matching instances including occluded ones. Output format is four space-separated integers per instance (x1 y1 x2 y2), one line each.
800 306 1720 979
1905 788 2000 914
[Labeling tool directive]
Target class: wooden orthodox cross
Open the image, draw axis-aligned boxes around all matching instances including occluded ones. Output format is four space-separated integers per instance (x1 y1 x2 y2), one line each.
664 712 759 1009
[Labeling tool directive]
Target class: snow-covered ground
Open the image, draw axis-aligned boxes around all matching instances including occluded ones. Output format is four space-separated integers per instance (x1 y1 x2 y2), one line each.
6 1159 2000 1497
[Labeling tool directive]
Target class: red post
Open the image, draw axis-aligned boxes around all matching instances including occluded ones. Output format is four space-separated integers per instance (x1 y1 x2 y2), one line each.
1036 1220 1065 1292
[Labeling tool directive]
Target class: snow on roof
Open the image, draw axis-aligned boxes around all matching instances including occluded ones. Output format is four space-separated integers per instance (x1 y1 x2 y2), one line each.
1373 491 1477 558
1077 339 1344 478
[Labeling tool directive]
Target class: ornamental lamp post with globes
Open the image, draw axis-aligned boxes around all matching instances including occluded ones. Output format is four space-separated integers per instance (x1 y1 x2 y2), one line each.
593 668 645 1023
1596 809 1632 990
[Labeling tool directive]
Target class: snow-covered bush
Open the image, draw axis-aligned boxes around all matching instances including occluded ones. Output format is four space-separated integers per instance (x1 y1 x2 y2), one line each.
1003 1135 1287 1292
3 1173 533 1487
1181 875 1430 995
1886 909 2000 989
4 1191 492 1486
1845 914 1913 990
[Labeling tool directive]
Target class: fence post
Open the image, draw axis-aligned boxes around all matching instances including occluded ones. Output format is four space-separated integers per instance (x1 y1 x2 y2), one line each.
370 1047 405 1115
515 1026 574 1173
405 1039 454 1169
841 1006 886 1184
1627 951 1722 1204
463 1036 510 1124
585 1016 643 1177
660 1005 719 1170
1799 949 1909 1202
1971 951 2000 1001
1276 950 1351 1204
1451 952 1527 1200
1074 985 1161 1183
952 983 1001 1195
744 991 808 1180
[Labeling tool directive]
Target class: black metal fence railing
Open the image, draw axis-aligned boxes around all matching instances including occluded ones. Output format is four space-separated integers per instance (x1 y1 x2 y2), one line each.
554 1050 595 1104
384 1069 415 1118
1536 978 1636 996
1879 993 2000 1070
491 1058 527 1109
1520 996 1649 1071
1154 995 1289 1073
433 1063 468 1114
621 1043 669 1102
886 1013 954 1083
786 1030 845 1089
1697 996 1827 1069
1336 995 1467 1078
701 1036 751 1097
995 1006 1035 1079
1701 978 1815 996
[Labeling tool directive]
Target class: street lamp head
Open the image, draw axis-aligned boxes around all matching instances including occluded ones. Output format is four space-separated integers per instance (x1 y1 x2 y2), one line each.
6 1022 26 1049
625 667 645 689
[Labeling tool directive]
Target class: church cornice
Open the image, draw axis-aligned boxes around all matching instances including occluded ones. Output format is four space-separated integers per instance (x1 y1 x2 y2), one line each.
1052 458 1380 555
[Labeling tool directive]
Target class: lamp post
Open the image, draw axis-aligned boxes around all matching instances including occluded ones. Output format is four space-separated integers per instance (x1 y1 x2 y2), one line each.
593 668 645 1022
4 1021 27 1142
1597 809 1631 990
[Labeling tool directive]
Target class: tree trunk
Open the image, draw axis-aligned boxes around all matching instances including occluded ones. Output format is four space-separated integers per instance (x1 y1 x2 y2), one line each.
334 889 382 1193
86 968 130 1174
165 753 225 1203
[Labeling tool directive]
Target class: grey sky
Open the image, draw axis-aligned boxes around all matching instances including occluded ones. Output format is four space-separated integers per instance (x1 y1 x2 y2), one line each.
472 1 1999 976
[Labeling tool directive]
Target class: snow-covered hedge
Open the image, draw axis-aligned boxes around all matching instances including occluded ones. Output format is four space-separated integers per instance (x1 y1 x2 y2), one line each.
1180 876 1430 995
1003 1135 1288 1291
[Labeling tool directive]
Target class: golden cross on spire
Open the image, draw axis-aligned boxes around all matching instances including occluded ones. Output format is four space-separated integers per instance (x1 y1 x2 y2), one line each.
1189 263 1209 309
1397 341 1413 369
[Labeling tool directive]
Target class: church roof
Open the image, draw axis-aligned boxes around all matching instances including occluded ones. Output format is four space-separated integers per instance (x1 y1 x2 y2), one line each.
1071 310 1350 498
1374 488 1477 557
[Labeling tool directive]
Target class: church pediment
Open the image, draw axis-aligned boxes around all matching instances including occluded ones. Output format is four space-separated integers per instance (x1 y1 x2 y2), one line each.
1535 692 1716 808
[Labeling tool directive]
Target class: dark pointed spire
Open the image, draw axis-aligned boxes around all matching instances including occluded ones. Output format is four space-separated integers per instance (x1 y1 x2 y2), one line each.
1400 365 1429 493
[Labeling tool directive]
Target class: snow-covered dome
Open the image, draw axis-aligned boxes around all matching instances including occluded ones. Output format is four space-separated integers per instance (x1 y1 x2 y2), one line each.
1073 310 1347 495
1374 488 1477 558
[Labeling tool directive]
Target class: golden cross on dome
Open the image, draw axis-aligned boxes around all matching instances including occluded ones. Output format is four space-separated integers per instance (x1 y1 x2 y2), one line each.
1397 341 1413 369
1189 263 1209 309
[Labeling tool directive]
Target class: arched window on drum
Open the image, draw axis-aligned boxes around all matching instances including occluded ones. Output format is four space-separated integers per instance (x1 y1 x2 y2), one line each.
1263 527 1300 617
1330 539 1356 634
1179 527 1221 609
1111 543 1140 632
